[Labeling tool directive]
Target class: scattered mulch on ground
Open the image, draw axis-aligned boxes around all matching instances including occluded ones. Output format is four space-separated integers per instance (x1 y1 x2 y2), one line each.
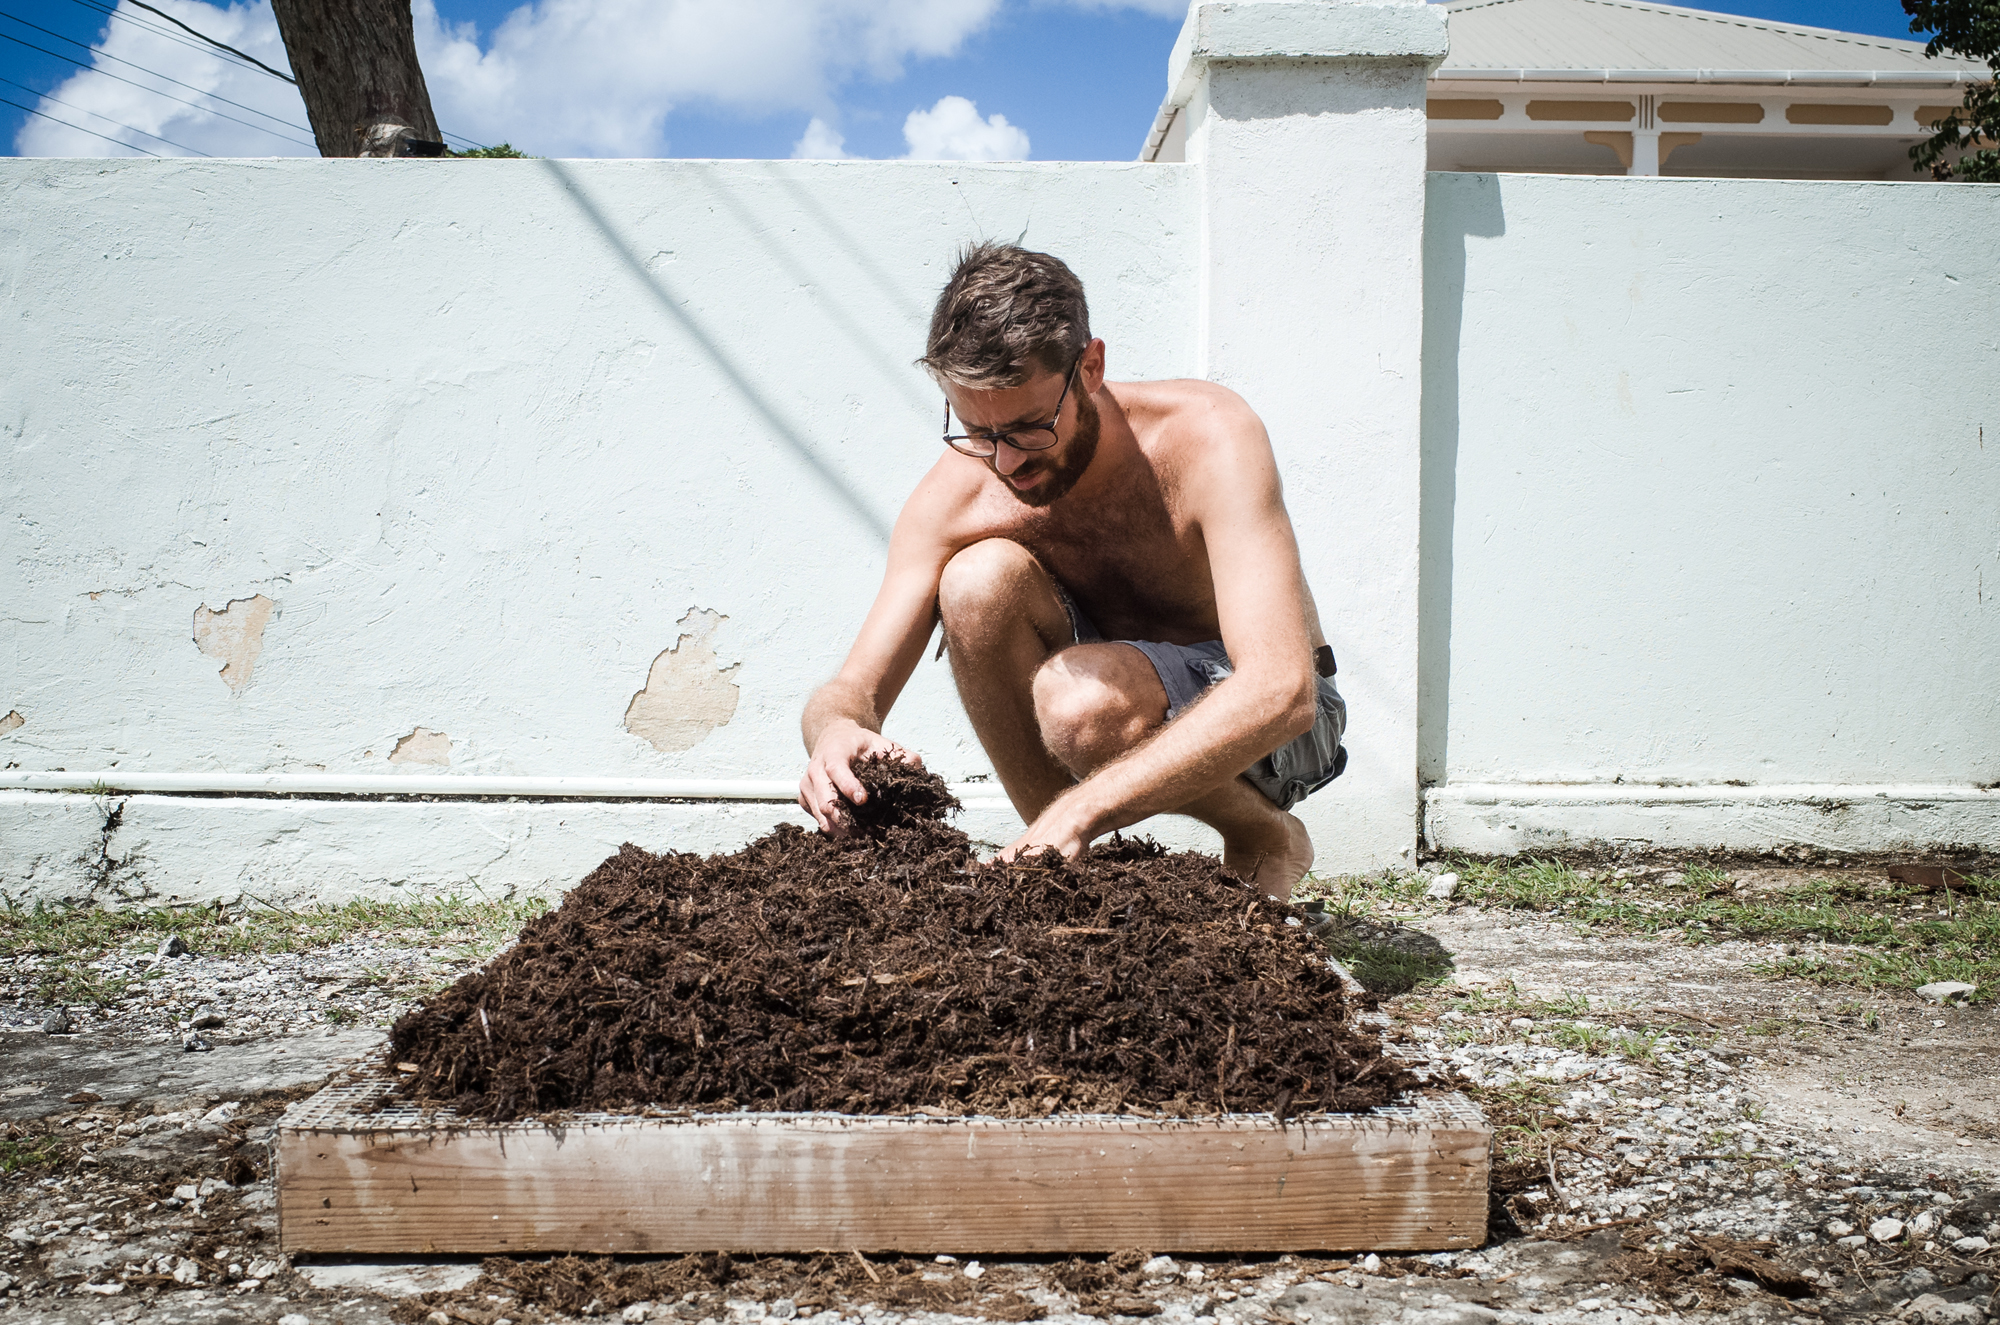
1051 1249 1165 1317
392 1251 1048 1323
388 757 1415 1121
1616 1234 1816 1305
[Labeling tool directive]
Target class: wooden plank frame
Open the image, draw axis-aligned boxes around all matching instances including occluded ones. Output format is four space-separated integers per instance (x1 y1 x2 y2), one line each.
277 1082 1489 1255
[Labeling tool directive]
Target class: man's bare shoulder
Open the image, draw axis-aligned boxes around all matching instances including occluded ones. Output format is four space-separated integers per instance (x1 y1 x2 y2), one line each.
892 448 1020 548
1111 378 1273 470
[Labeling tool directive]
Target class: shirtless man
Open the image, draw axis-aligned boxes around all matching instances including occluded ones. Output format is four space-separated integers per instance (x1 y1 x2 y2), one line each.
797 243 1346 900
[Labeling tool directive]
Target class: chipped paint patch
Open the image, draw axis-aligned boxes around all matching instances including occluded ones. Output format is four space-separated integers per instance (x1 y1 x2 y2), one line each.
389 728 452 767
624 609 740 754
192 595 276 696
0 710 21 736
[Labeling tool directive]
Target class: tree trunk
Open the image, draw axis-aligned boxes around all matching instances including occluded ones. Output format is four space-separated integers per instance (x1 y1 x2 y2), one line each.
270 0 444 157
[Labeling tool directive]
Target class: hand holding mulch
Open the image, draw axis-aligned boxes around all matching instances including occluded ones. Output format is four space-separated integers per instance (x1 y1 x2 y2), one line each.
387 757 1416 1121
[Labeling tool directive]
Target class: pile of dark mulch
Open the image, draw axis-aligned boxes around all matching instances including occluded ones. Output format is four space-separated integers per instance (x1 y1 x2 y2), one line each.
388 756 1415 1121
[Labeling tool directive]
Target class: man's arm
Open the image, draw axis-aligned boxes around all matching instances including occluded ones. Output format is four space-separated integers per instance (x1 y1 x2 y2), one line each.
799 474 961 832
1004 400 1319 855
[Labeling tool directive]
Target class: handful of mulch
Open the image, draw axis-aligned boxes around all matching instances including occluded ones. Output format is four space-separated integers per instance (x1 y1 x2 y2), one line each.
387 756 1415 1121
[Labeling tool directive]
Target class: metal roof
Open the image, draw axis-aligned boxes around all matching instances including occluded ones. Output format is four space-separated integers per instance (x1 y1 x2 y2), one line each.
1438 0 1987 83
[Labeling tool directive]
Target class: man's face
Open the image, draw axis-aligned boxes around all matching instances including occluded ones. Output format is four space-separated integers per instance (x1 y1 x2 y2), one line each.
946 360 1100 509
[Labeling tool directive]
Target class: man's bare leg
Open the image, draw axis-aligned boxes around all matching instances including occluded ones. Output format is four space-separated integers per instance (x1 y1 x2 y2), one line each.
936 538 1078 822
1032 645 1315 900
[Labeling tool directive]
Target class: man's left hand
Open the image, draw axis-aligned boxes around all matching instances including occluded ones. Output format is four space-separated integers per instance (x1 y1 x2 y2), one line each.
994 806 1093 865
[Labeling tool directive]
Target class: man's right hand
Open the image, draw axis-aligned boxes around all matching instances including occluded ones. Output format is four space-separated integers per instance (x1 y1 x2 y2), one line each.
799 720 922 835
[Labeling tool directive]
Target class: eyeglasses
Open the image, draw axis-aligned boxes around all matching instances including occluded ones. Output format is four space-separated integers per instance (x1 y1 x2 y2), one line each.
941 356 1081 459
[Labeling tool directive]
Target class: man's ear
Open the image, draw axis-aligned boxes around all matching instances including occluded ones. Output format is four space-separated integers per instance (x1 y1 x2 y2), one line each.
1081 337 1108 393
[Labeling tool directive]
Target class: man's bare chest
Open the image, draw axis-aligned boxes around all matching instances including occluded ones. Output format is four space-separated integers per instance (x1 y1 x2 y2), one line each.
984 499 1219 641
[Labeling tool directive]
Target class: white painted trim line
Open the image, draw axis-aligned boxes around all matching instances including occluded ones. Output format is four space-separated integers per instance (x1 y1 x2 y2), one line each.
0 771 1008 806
1423 782 2000 855
1434 68 1980 87
1430 782 1998 806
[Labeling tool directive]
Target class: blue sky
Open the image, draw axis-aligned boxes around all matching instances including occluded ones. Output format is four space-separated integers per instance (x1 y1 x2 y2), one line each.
0 0 1946 161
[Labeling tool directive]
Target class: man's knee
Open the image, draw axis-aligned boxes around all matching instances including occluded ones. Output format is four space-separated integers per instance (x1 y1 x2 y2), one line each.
937 538 1041 627
1033 645 1164 773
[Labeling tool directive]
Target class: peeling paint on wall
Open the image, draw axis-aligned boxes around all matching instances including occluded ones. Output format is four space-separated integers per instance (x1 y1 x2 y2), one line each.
624 609 741 754
0 711 21 735
389 728 452 766
191 595 276 696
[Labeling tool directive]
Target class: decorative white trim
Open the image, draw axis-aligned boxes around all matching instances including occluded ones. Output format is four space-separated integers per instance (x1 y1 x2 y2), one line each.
0 770 1009 807
1433 68 1980 86
1424 783 2000 855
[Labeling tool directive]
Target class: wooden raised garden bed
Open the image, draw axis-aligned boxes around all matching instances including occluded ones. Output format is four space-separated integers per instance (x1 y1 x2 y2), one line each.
276 1081 1489 1255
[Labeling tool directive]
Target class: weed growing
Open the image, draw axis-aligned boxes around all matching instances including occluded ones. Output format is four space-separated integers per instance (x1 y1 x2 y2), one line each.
0 1133 65 1175
1466 1077 1571 1165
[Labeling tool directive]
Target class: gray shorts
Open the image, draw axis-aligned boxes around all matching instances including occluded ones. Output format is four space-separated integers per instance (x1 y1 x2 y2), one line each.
1056 583 1348 812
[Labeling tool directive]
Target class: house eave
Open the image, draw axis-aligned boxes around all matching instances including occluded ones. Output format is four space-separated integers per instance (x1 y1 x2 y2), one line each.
1432 67 1985 87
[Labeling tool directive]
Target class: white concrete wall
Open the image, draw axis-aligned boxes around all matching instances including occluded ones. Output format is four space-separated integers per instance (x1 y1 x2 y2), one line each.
1 156 1201 902
1173 0 1448 875
9 72 1997 901
1421 172 2000 854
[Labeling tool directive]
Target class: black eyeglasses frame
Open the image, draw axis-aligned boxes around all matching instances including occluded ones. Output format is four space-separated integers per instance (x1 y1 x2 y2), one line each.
940 355 1082 459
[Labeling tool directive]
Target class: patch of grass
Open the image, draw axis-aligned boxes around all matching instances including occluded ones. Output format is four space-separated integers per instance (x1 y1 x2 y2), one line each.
0 895 549 1005
32 962 132 1009
1762 944 1998 998
1411 858 2000 1001
1296 871 1429 918
0 1133 65 1174
1549 1021 1613 1053
1465 1079 1570 1165
1322 935 1454 995
1610 1029 1659 1062
1 894 548 958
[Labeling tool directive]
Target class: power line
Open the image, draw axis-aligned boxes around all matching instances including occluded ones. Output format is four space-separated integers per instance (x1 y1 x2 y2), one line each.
0 8 311 134
0 30 314 148
64 0 294 85
0 91 159 154
6 7 490 154
0 72 210 153
125 0 294 83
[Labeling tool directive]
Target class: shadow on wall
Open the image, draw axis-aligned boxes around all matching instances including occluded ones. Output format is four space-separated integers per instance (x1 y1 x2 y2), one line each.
537 159 893 546
1417 174 1507 789
699 166 935 421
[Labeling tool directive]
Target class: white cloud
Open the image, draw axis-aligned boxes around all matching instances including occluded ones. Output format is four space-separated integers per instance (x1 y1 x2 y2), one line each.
901 95 1028 161
16 0 1007 159
791 116 854 159
417 0 1005 157
14 0 313 158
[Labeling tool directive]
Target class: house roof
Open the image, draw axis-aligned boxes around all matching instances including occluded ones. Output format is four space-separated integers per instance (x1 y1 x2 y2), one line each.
1438 0 1987 84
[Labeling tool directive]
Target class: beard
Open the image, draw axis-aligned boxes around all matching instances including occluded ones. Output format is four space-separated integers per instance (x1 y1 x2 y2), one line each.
999 389 1100 509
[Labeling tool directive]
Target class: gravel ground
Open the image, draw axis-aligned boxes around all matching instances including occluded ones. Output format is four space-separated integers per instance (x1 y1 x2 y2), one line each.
2 859 1995 1325
1 939 479 1049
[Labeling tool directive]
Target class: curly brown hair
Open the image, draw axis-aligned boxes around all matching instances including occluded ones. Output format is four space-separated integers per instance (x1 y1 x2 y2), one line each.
918 241 1091 390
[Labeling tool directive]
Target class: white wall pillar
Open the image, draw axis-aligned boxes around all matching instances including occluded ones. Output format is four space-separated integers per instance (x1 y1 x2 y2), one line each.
1169 0 1448 873
1631 129 1662 176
